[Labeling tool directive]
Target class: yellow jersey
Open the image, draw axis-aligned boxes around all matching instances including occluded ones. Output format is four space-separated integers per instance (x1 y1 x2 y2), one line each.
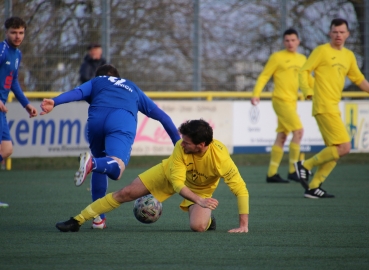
253 50 310 102
299 43 365 115
162 139 249 214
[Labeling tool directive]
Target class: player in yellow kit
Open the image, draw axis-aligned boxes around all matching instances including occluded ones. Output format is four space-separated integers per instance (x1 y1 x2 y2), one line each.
297 18 369 198
251 28 313 184
55 119 249 233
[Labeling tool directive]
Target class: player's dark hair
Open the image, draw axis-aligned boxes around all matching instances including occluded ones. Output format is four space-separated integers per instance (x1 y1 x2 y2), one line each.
178 119 213 146
4 17 27 30
283 28 299 38
330 18 349 31
95 64 120 77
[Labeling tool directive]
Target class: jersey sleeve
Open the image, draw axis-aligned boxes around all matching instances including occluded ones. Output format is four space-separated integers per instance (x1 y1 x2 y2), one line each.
145 106 180 145
137 88 157 115
53 88 84 106
219 157 249 214
299 48 322 98
167 141 187 193
11 53 29 107
347 51 365 85
252 53 278 97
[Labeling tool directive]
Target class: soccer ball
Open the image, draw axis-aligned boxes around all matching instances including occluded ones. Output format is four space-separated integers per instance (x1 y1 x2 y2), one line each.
133 194 162 224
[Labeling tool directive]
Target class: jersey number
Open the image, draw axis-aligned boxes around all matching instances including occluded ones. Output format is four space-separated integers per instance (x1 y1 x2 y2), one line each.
4 72 13 90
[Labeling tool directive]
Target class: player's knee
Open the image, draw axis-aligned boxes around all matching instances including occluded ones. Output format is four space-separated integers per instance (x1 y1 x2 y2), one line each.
1 149 13 158
292 129 304 141
190 224 207 232
190 221 208 232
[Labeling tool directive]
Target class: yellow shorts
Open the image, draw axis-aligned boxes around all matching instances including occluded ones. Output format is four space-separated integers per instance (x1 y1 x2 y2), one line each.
272 98 303 134
315 113 350 145
139 164 197 212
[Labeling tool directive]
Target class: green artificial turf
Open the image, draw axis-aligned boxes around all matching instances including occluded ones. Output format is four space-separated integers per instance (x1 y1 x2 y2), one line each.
1 161 368 269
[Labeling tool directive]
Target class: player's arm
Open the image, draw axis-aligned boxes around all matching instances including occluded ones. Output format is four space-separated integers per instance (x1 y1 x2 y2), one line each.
137 88 180 145
0 100 8 113
220 157 249 233
251 54 278 105
299 48 322 99
228 214 249 233
179 186 218 210
145 106 180 145
40 82 92 115
347 53 369 94
358 80 369 93
11 73 38 118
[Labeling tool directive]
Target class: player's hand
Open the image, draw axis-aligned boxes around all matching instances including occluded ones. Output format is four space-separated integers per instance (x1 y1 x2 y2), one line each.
199 197 218 210
228 226 248 233
251 97 260 106
40 99 55 115
0 100 8 113
306 95 313 100
25 104 37 118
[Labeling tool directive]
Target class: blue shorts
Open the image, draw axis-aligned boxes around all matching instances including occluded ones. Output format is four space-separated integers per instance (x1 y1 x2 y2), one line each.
0 112 12 143
87 107 136 166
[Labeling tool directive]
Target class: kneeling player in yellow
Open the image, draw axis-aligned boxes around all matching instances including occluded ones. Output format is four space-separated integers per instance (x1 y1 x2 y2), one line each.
297 18 369 198
56 119 249 233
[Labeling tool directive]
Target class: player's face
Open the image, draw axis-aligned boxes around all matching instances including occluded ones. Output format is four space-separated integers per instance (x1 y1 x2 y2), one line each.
6 27 25 48
181 135 203 154
283 34 300 52
329 24 349 49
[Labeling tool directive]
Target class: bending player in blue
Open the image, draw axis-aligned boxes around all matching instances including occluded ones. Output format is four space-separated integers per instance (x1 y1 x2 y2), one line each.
40 64 180 229
0 17 38 207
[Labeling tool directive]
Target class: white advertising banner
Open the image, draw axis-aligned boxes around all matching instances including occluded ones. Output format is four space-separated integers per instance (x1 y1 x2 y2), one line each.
232 100 325 153
7 101 233 157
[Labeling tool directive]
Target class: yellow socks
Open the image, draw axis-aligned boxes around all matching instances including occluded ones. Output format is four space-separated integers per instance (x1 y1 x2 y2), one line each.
267 145 284 177
74 193 121 225
309 160 337 189
289 142 300 173
303 146 339 171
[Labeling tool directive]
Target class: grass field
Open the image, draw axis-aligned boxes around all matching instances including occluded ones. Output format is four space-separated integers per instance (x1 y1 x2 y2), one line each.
0 155 368 269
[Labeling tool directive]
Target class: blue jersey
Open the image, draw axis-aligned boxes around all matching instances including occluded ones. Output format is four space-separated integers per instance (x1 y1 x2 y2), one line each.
0 40 29 106
78 76 156 121
53 75 180 145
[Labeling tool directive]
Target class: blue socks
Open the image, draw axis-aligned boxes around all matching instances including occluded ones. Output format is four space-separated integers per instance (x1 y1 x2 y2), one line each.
0 155 3 162
91 172 108 220
91 157 121 180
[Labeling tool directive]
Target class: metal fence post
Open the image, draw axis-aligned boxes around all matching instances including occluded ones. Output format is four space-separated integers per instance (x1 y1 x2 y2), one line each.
101 0 111 64
193 0 201 91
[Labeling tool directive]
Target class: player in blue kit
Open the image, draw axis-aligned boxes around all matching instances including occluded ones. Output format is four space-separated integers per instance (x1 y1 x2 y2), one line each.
0 17 38 207
40 64 180 228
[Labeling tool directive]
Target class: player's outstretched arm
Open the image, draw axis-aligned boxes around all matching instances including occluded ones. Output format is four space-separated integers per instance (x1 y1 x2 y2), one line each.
25 104 38 118
228 214 249 233
40 99 55 115
179 186 218 210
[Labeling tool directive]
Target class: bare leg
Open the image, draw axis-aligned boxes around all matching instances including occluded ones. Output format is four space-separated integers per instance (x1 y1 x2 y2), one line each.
113 177 151 203
188 204 212 232
0 140 13 159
